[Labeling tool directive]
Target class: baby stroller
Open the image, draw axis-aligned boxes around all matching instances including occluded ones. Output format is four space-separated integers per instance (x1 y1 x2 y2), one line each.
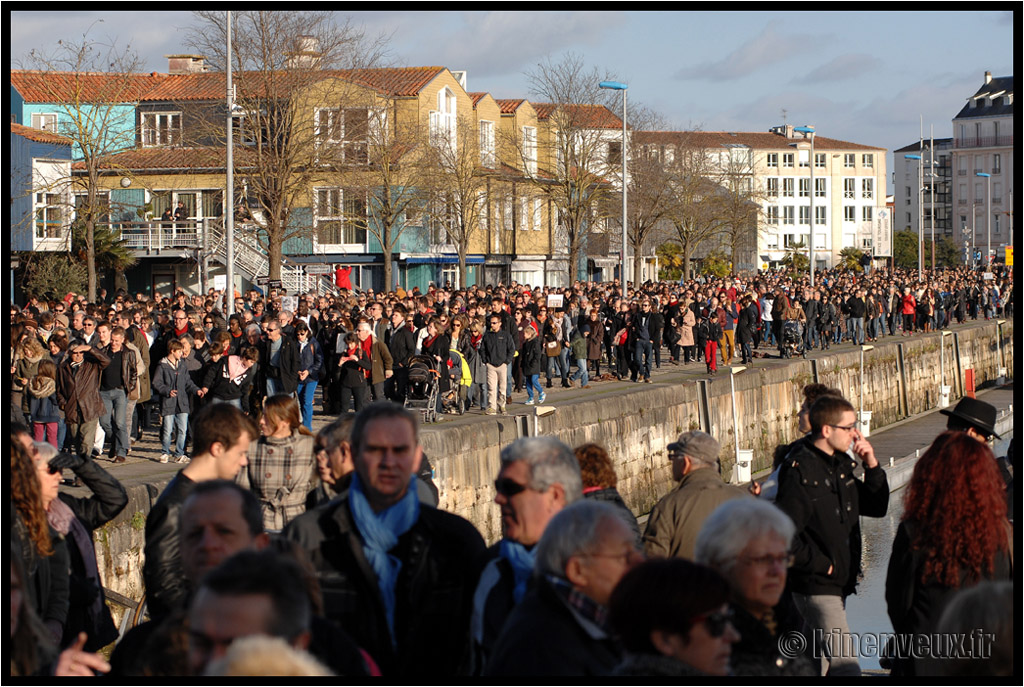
780 320 806 359
441 349 469 415
404 354 440 423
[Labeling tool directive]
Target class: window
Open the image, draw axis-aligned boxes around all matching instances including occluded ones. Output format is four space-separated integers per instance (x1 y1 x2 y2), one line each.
993 154 1001 174
799 178 810 198
429 87 457 152
844 154 855 168
429 195 454 246
607 140 622 166
523 126 538 175
767 207 779 225
782 178 794 198
906 186 912 204
532 198 542 231
844 206 855 222
782 207 794 225
782 153 794 168
815 153 826 168
314 188 367 245
766 153 778 168
663 146 675 165
766 178 779 198
844 179 855 199
799 206 810 225
862 206 873 222
479 120 496 168
862 154 874 168
815 178 826 198
798 150 809 167
31 113 58 133
862 179 873 199
35 192 65 238
142 112 180 147
315 108 377 163
994 214 1001 234
815 206 826 225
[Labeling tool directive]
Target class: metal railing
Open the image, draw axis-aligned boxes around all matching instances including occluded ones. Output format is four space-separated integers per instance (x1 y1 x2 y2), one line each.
954 135 1014 149
116 221 202 251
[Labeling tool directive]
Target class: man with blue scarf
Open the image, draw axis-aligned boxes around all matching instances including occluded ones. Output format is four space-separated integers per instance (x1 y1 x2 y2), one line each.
470 436 583 672
284 402 485 676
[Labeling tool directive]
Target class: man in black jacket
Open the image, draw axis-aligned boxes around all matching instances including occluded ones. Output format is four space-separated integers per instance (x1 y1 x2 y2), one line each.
481 314 516 415
284 403 486 676
845 289 867 345
143 403 258 622
774 395 888 676
384 305 417 403
484 500 642 676
260 320 299 397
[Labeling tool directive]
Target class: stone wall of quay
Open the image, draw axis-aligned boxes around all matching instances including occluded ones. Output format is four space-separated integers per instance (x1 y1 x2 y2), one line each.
92 319 1013 611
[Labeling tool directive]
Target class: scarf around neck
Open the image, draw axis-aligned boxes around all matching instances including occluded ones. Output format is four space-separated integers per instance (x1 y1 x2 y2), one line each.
498 539 537 604
348 471 420 646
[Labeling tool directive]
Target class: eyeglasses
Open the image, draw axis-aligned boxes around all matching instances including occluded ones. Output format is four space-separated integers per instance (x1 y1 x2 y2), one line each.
694 608 735 638
45 463 62 475
494 477 529 497
828 423 858 432
739 552 794 569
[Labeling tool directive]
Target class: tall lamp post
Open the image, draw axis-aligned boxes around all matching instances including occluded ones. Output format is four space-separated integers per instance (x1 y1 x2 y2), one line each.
225 10 235 316
905 153 923 274
599 80 628 287
976 172 991 268
793 126 815 286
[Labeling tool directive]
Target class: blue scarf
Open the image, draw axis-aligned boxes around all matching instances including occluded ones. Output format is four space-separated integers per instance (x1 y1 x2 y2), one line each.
348 472 420 646
498 539 537 604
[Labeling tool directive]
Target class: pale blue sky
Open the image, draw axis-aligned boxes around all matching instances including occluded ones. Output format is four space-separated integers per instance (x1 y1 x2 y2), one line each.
10 10 1015 189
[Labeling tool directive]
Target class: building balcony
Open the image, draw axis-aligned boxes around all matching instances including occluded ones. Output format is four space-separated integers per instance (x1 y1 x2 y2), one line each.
954 135 1013 149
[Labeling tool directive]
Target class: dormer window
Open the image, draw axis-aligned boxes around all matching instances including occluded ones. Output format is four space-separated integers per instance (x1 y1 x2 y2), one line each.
142 112 181 147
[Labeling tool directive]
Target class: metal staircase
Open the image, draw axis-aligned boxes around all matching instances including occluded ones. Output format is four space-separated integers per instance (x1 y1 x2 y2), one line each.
205 220 332 296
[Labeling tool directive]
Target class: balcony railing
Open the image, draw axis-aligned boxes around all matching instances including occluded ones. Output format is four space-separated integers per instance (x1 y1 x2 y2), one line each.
116 220 203 251
954 135 1013 149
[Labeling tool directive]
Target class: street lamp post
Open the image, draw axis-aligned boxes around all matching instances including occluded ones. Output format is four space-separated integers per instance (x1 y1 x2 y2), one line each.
793 126 815 286
225 10 234 316
859 344 874 436
600 81 628 287
976 172 991 268
729 365 747 480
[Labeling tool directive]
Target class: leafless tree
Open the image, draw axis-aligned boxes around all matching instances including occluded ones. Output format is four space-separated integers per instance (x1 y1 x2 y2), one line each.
15 33 146 301
713 146 765 272
512 53 622 284
187 11 389 281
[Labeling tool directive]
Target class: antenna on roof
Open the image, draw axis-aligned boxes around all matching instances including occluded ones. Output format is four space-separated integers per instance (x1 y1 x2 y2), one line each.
780 108 788 124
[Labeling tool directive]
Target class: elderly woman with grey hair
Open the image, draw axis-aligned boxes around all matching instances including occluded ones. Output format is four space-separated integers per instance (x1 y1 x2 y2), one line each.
695 499 815 676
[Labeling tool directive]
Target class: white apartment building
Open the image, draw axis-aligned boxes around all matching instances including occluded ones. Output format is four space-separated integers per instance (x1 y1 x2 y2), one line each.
951 71 1013 265
634 126 888 270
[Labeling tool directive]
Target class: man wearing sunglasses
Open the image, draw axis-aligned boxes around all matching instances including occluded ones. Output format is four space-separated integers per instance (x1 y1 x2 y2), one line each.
470 437 582 672
774 394 889 676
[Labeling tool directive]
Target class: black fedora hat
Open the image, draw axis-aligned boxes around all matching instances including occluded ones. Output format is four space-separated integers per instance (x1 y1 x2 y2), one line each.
939 397 1001 439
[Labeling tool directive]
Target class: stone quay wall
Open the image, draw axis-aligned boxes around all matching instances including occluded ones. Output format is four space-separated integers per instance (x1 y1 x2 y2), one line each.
91 319 1013 608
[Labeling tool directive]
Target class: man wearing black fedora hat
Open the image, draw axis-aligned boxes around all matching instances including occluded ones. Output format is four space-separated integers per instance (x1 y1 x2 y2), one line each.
940 397 1001 443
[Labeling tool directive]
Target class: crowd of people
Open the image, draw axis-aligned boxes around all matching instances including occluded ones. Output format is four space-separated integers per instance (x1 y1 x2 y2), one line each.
7 263 1014 676
10 388 1013 676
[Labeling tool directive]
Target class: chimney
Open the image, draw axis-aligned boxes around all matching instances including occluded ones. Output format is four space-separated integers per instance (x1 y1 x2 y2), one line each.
166 54 207 74
984 71 992 84
285 36 322 69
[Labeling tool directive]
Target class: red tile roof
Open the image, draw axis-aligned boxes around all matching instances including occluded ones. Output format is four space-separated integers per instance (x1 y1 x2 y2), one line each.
11 70 168 103
10 121 72 146
468 92 490 107
532 103 622 129
495 98 526 115
70 146 256 172
633 130 884 152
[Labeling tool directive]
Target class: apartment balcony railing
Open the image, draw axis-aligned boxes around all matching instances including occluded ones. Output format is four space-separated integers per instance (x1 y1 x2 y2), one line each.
117 221 202 251
954 135 1013 149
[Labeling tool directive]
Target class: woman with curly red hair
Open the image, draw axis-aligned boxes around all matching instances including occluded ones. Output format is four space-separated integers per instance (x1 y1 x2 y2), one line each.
885 430 1012 676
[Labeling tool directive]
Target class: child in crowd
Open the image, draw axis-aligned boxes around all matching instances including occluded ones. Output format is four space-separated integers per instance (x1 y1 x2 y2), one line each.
27 358 61 448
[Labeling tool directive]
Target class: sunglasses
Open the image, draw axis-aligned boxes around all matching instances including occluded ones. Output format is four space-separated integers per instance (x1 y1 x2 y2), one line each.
45 462 62 475
694 608 734 638
494 477 529 498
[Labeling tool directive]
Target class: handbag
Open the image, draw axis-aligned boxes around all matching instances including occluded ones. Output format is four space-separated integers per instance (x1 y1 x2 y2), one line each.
545 340 562 357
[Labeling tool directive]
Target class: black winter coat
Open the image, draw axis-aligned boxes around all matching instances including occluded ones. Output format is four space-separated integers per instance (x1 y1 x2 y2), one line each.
283 494 486 676
774 441 889 597
58 459 128 651
143 471 197 621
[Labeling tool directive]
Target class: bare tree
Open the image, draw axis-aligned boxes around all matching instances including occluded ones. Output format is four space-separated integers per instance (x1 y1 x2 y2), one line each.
664 134 730 280
187 11 389 281
420 113 492 289
16 34 147 301
513 53 622 284
713 146 765 272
